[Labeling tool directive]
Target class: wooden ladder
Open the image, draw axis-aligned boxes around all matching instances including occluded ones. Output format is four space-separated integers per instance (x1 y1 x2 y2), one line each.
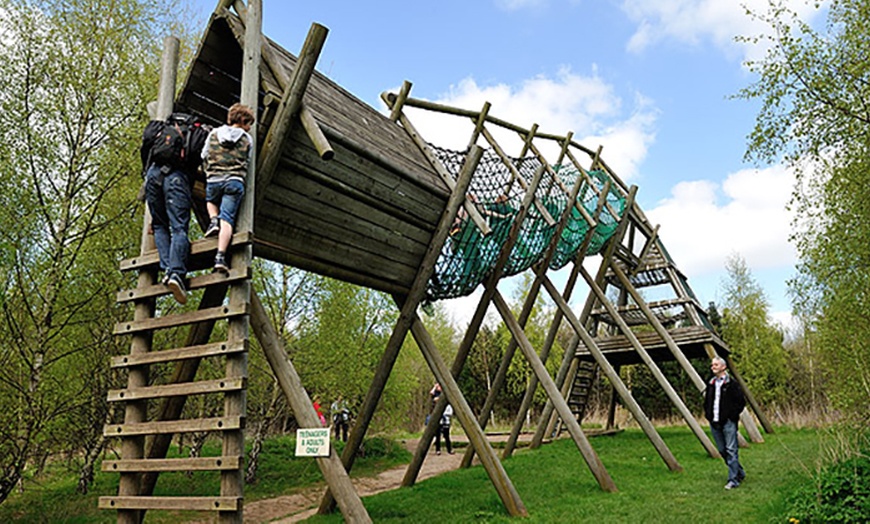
561 359 598 432
99 232 253 520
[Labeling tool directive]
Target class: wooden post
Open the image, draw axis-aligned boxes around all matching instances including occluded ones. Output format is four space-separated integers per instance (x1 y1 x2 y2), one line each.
380 91 491 236
118 35 178 524
318 145 482 514
250 292 371 523
406 310 527 517
407 163 548 483
464 151 583 466
492 291 619 491
218 1 260 521
255 21 328 209
503 170 609 458
532 339 578 448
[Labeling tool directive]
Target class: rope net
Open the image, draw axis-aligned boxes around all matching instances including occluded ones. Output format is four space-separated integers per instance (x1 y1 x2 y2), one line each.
426 145 627 302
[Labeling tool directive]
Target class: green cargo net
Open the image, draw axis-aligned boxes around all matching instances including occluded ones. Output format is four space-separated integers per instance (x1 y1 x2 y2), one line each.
425 146 627 302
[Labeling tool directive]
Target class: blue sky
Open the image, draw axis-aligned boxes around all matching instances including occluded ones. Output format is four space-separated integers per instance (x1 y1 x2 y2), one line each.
189 0 824 330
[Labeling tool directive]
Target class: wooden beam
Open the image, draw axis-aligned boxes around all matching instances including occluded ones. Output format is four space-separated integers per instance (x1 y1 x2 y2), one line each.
464 167 584 465
407 163 548 482
380 91 491 236
318 145 482 515
406 308 527 517
388 80 412 122
250 291 371 523
255 22 328 210
299 105 334 160
492 291 618 491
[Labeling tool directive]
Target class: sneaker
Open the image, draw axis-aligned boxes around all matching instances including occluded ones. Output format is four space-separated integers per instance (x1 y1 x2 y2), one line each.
214 252 229 274
724 481 738 490
161 272 171 286
436 451 441 455
167 273 187 305
204 217 220 238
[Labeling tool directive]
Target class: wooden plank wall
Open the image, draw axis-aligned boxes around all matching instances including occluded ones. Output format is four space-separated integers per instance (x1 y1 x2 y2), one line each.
174 12 451 294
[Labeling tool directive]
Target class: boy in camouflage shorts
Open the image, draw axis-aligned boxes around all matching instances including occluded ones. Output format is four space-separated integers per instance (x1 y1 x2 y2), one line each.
201 103 254 272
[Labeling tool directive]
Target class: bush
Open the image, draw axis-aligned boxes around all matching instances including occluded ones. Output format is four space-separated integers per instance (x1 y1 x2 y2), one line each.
785 455 870 523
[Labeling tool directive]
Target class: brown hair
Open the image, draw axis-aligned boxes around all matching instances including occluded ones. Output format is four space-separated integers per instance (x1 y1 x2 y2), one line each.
227 103 255 126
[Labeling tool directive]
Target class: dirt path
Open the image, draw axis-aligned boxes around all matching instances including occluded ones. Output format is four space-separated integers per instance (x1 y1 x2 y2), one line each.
243 437 468 523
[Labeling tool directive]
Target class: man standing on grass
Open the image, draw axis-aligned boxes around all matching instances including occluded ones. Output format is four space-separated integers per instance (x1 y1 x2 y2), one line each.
704 356 747 490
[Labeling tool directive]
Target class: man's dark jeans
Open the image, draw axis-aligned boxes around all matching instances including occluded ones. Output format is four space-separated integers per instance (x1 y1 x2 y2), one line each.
145 165 191 278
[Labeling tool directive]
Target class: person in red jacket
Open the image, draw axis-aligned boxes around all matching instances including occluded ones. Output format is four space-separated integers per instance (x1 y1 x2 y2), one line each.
704 356 747 489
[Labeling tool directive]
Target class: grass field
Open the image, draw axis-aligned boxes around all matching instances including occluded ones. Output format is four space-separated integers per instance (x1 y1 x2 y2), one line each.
306 426 825 523
0 426 826 523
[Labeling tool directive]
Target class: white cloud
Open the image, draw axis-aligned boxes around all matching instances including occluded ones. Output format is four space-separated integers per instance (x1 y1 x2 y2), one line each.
646 163 796 278
620 0 825 62
402 66 657 181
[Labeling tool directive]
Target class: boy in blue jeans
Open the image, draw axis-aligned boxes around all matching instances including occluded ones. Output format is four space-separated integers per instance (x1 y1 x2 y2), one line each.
201 103 254 272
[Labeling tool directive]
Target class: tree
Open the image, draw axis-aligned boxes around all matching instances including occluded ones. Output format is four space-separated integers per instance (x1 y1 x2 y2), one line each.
0 0 193 501
719 254 788 406
738 0 870 426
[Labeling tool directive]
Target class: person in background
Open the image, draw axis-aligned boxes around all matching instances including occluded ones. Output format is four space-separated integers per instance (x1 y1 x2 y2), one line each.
201 102 254 273
435 402 454 455
704 356 747 490
331 395 351 442
427 382 442 425
312 395 327 427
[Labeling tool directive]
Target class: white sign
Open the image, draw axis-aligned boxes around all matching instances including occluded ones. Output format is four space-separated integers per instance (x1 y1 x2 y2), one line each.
296 428 330 457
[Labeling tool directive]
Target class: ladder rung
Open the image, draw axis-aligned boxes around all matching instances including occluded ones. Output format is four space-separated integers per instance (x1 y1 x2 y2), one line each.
101 456 241 473
116 266 250 303
119 231 253 272
107 377 245 402
110 340 246 368
104 416 243 437
98 496 240 511
113 303 248 335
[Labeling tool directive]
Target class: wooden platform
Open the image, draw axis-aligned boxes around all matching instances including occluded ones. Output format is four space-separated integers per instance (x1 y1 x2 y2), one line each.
576 325 728 366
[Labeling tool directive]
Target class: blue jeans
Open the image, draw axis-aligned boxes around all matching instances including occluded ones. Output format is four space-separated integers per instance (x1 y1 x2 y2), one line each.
710 419 745 485
145 165 191 277
206 179 245 227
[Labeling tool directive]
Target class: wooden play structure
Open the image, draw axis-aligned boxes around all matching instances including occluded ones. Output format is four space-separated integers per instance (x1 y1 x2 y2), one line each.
100 1 773 522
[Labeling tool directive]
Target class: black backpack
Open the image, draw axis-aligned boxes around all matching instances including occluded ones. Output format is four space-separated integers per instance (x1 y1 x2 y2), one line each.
141 112 210 175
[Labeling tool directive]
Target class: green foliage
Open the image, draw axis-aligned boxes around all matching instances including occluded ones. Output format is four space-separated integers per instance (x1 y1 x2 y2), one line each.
0 0 198 501
786 454 870 523
719 254 788 405
739 0 870 425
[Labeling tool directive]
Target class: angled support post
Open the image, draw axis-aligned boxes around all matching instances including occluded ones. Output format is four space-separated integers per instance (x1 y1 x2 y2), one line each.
250 292 371 523
608 262 754 448
317 145 483 514
491 291 619 491
255 22 328 210
539 276 685 469
405 162 548 484
463 138 582 465
404 308 527 517
502 169 609 458
533 186 637 445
